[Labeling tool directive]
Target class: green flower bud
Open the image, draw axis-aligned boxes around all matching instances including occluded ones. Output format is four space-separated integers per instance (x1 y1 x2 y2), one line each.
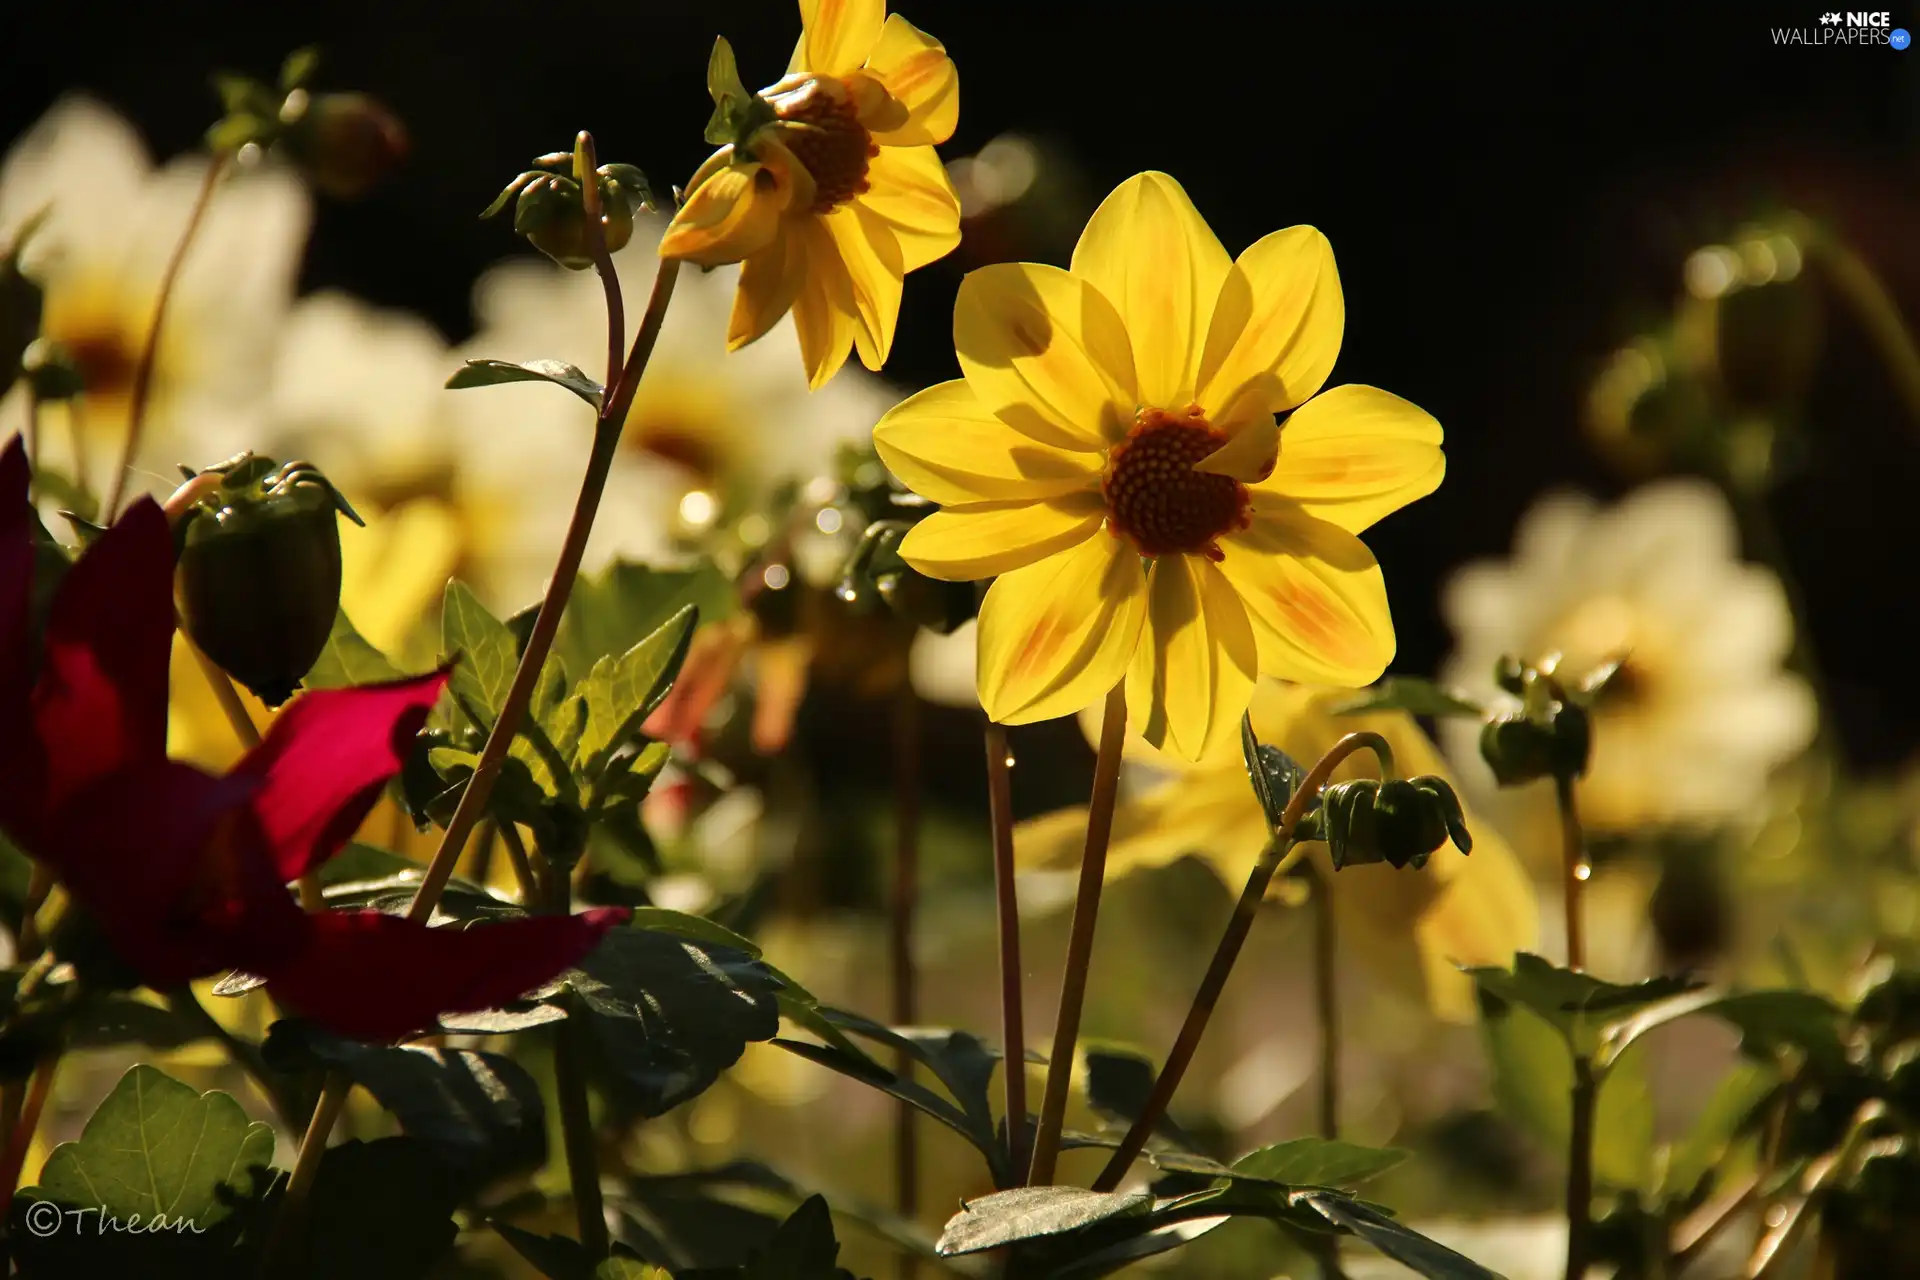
173 453 359 707
1304 775 1472 871
484 159 653 271
1492 654 1527 697
282 91 409 200
1479 700 1590 787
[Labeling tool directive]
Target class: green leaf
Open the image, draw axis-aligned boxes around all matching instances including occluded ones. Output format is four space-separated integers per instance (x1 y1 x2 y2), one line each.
1479 993 1656 1191
703 36 778 149
560 561 734 678
598 1260 666 1280
441 580 518 725
1327 676 1486 719
1465 952 1701 1059
261 1020 546 1175
568 924 784 1116
317 842 419 887
303 608 405 689
66 995 211 1053
279 46 320 91
1241 716 1307 836
1229 1138 1410 1189
1607 988 1845 1070
446 358 603 410
296 1138 461 1279
772 1037 992 1173
25 1065 273 1231
936 1187 1153 1256
1083 1047 1196 1149
743 1194 852 1280
1662 1061 1775 1200
1298 1194 1503 1280
822 1009 1008 1141
576 603 698 782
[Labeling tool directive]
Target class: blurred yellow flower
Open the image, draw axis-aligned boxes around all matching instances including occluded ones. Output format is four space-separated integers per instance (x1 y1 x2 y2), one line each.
659 0 962 389
875 171 1443 760
0 97 308 499
1015 682 1537 1022
1440 480 1816 834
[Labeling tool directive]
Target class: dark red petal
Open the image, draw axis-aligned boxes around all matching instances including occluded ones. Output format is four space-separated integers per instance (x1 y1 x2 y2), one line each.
35 759 286 988
229 669 450 882
31 498 176 804
263 906 630 1042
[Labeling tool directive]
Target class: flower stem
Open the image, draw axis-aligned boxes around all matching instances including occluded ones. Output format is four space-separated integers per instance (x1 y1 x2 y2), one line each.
1803 221 1920 431
12 864 50 960
1312 863 1339 1142
548 869 608 1257
890 679 921 1268
1091 730 1390 1192
269 139 680 1268
257 1072 349 1275
984 718 1028 1185
1555 773 1593 1280
0 1054 57 1217
496 820 543 906
105 153 227 520
1028 682 1127 1187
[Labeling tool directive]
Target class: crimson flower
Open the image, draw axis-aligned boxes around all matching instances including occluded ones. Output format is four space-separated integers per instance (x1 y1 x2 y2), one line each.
0 436 627 1040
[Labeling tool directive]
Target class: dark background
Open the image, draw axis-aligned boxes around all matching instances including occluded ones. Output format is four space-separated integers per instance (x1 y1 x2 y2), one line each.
5 1 1917 765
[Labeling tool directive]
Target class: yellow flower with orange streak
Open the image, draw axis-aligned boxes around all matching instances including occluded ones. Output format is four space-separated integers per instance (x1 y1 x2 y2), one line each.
1014 682 1538 1022
875 171 1445 762
659 0 961 389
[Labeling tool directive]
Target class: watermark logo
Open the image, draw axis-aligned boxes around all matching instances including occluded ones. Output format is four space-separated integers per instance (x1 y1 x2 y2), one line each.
1774 9 1907 44
20 1200 208 1238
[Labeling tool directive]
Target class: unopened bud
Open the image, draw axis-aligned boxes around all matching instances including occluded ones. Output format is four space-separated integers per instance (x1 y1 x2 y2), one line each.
284 92 408 200
1304 775 1472 871
1479 701 1590 787
484 158 653 271
172 453 360 707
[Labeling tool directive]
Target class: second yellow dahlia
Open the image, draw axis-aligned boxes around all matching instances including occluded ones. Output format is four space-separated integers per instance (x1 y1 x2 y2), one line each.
875 171 1445 761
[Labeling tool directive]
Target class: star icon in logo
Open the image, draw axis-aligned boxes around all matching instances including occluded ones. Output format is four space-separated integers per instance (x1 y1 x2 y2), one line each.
1821 11 1842 22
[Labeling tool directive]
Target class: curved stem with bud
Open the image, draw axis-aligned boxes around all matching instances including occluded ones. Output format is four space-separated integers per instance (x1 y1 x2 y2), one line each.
1092 731 1393 1191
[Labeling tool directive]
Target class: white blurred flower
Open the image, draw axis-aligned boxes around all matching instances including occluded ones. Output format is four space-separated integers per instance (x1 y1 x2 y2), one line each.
0 96 308 500
458 216 896 562
1441 480 1816 834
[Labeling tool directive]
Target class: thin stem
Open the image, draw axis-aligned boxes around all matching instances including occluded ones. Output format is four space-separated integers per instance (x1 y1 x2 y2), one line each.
890 680 921 1270
1028 682 1127 1187
549 870 608 1257
1556 776 1587 973
0 1055 57 1215
1671 1171 1758 1271
1091 729 1392 1192
13 863 51 959
496 821 542 906
271 139 680 1263
1805 224 1920 431
1313 863 1339 1141
1565 1054 1596 1280
574 131 625 391
105 154 227 519
257 1072 349 1276
984 719 1028 1185
1745 1101 1881 1280
401 254 679 926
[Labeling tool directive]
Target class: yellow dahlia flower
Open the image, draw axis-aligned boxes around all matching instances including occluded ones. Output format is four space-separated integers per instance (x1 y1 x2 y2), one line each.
875 171 1444 761
1015 682 1538 1022
659 0 962 389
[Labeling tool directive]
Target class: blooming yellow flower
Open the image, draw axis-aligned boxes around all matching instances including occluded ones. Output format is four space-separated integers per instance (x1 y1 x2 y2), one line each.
874 171 1444 761
659 0 961 389
1014 682 1538 1022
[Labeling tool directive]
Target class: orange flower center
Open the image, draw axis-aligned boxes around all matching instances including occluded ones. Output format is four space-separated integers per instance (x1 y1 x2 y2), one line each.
774 81 877 213
1102 407 1252 561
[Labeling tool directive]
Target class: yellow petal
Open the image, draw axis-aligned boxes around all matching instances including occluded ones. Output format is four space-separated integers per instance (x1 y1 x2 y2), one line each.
1260 384 1445 532
1214 506 1394 686
860 144 961 271
1196 226 1343 427
789 217 858 389
977 530 1147 725
796 0 885 76
1193 414 1278 482
1069 172 1230 410
827 204 904 370
1014 764 1264 881
659 157 787 267
852 14 958 145
898 493 1107 580
729 232 809 350
873 379 1102 505
955 262 1137 451
1127 556 1258 762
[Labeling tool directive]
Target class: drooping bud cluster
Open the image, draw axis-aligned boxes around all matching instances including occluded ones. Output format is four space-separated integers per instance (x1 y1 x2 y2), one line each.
1299 775 1473 871
170 453 360 707
836 445 977 635
481 147 654 271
